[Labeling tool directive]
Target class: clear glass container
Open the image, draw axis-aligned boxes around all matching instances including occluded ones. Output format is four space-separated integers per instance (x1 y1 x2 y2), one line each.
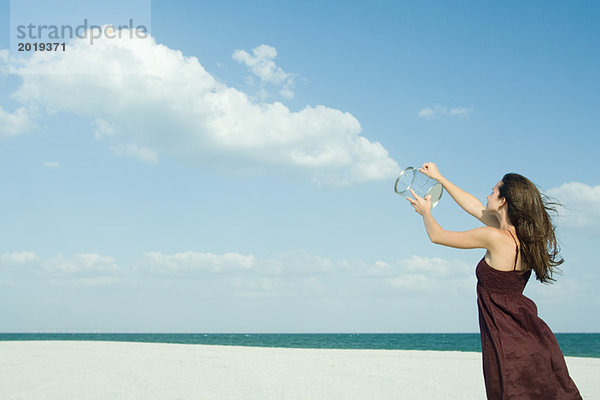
394 166 443 208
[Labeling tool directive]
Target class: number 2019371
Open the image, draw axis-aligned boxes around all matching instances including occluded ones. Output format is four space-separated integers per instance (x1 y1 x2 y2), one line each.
17 42 66 51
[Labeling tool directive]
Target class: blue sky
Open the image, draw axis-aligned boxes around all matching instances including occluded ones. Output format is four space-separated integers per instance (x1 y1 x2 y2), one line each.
0 0 599 333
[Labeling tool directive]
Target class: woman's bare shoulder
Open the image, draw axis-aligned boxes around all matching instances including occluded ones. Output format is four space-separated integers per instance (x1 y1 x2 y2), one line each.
485 229 521 271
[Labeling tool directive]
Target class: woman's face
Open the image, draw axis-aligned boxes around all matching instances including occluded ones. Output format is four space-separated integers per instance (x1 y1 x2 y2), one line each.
486 181 505 213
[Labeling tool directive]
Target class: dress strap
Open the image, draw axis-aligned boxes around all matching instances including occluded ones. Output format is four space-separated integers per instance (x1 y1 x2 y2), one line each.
507 230 519 271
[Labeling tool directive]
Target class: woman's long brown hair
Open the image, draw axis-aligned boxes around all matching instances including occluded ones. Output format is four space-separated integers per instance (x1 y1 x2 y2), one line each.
499 173 563 283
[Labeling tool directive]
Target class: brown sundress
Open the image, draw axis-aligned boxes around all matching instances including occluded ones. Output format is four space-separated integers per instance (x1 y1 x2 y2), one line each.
476 232 582 399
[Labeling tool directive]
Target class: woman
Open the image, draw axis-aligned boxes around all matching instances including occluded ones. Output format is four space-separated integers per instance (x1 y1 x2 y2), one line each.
406 162 581 400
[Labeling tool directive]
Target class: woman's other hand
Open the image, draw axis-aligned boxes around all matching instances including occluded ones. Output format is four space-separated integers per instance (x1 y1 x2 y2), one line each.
418 162 443 181
406 189 432 215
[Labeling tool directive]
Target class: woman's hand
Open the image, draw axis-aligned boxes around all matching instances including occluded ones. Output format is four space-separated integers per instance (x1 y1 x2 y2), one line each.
406 189 432 216
418 162 443 182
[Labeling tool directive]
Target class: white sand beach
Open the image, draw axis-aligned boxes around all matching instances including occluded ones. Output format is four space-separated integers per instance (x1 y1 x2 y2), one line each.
0 341 598 400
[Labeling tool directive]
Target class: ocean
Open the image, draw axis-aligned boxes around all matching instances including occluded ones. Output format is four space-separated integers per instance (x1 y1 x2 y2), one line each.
1 333 598 358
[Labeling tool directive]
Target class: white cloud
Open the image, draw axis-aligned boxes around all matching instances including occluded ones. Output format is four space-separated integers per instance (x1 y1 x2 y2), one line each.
232 44 296 99
47 276 124 287
0 279 16 287
0 251 40 267
110 143 159 164
135 250 348 299
8 33 399 185
232 44 291 84
133 250 476 300
134 251 471 278
448 106 471 117
135 250 363 278
374 256 474 295
547 182 600 232
135 251 256 275
364 255 471 279
0 106 34 140
417 105 472 120
42 161 61 168
396 255 471 276
1 251 121 288
278 83 295 99
388 273 431 290
42 253 119 273
93 118 117 139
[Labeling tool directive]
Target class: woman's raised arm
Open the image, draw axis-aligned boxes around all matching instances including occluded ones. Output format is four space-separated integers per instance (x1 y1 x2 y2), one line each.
419 163 499 228
407 188 499 250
